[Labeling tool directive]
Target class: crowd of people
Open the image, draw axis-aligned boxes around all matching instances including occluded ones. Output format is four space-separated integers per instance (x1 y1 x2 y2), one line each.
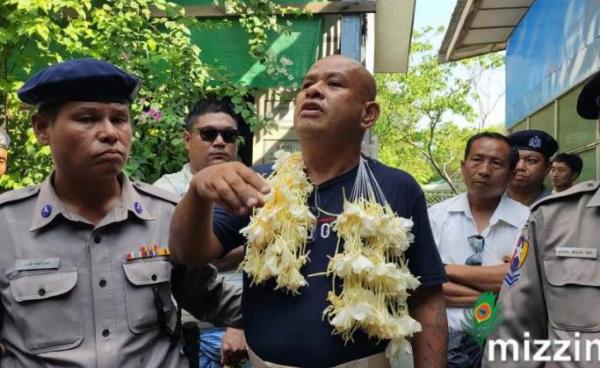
0 54 598 368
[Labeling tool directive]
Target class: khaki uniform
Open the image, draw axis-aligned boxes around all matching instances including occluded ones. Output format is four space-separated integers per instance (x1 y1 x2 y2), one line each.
483 180 600 368
0 175 241 367
531 185 552 206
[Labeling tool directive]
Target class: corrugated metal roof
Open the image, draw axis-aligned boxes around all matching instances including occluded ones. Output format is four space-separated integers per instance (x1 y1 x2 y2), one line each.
438 0 535 63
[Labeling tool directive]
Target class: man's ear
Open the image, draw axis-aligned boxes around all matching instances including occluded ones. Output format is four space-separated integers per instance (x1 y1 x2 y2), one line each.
32 113 51 145
360 101 380 130
544 159 552 175
183 130 191 151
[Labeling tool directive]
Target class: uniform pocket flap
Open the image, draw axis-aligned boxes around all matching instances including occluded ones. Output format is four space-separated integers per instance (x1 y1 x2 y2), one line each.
123 259 171 286
10 269 78 302
544 258 600 287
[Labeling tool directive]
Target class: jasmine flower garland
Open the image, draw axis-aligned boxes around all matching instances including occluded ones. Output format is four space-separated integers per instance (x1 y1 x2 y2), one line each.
324 197 422 359
240 150 316 294
240 152 421 358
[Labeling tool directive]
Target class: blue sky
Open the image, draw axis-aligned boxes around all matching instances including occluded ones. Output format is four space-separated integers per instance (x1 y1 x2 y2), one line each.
411 0 506 126
414 0 456 43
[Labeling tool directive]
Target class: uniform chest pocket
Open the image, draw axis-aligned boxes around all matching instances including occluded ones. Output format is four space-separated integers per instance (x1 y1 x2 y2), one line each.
544 258 600 332
9 268 83 353
122 259 176 334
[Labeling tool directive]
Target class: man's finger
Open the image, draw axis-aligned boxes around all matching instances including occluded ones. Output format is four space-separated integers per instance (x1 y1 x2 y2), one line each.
235 165 271 195
213 177 245 210
225 170 267 210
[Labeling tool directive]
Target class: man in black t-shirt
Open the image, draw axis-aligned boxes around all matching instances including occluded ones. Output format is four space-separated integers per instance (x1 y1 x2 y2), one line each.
169 55 448 368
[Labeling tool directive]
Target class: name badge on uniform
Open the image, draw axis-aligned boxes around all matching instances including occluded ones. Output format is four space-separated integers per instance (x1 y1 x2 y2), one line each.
555 247 598 259
15 257 60 271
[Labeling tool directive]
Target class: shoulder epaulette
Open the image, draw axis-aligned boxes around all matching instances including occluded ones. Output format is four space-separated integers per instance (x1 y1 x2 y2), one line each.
132 181 180 205
531 180 599 211
0 185 40 207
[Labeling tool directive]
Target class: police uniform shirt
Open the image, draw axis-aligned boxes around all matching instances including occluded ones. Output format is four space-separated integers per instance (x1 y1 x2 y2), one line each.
0 174 240 367
483 181 600 368
153 163 243 327
213 158 448 367
427 193 529 332
531 185 553 207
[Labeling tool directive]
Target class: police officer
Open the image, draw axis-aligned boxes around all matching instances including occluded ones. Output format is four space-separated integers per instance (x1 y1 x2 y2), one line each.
507 129 559 206
483 72 600 367
0 58 241 367
0 128 9 178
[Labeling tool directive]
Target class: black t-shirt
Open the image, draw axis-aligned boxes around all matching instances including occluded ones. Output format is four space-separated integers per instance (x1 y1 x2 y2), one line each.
213 158 447 367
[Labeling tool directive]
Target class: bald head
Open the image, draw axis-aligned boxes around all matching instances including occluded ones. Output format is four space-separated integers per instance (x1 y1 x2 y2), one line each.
310 55 377 101
294 54 381 147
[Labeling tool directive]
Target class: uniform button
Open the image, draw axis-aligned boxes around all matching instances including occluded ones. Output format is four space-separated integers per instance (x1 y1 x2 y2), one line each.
151 274 157 281
38 288 46 297
102 329 110 337
41 204 53 218
94 236 101 243
99 279 107 288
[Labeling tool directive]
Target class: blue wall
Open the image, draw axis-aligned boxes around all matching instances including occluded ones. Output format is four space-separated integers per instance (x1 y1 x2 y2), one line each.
506 0 600 127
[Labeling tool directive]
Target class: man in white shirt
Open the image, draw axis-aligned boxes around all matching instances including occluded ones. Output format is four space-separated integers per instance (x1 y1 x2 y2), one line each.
154 96 247 368
428 132 529 368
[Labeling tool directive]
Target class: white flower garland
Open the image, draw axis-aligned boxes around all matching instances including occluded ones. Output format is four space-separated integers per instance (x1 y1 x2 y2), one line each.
240 151 421 358
240 150 315 294
324 198 422 358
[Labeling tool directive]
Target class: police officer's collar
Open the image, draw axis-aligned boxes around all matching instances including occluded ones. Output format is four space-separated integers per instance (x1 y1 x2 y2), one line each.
119 174 155 222
30 173 154 231
586 182 600 208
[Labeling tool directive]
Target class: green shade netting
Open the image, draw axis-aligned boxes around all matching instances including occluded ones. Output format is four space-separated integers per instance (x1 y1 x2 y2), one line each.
172 0 323 88
174 0 315 5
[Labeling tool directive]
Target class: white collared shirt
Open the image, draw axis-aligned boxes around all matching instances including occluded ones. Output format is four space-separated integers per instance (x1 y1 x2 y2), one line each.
428 193 529 332
153 163 194 197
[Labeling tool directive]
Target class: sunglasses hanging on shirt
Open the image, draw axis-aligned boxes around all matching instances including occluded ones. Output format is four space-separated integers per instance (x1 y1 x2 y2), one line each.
465 235 485 266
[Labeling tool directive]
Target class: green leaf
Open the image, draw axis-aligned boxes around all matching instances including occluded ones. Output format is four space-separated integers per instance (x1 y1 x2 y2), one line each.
147 38 157 51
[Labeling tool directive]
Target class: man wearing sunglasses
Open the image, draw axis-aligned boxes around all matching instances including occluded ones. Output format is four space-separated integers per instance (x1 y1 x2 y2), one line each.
154 96 240 196
154 96 248 368
428 132 530 368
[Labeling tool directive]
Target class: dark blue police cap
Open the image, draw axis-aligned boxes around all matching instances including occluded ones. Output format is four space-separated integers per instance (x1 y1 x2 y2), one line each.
577 72 600 120
508 130 558 159
18 58 140 106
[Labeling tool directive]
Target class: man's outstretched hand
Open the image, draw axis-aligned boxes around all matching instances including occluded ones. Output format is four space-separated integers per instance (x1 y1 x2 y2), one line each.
191 162 271 215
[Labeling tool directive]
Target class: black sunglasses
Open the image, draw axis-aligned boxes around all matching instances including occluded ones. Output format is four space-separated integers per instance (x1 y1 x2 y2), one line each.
190 127 239 143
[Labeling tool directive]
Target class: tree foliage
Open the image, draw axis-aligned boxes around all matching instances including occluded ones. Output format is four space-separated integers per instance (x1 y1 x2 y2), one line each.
374 27 504 192
0 0 290 190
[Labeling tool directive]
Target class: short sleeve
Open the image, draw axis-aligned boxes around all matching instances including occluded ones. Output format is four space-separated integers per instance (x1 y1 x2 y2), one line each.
212 205 249 254
426 203 443 246
171 264 242 327
405 193 448 287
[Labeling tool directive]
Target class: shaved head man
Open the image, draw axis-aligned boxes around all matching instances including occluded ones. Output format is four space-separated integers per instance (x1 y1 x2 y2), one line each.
169 55 449 368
